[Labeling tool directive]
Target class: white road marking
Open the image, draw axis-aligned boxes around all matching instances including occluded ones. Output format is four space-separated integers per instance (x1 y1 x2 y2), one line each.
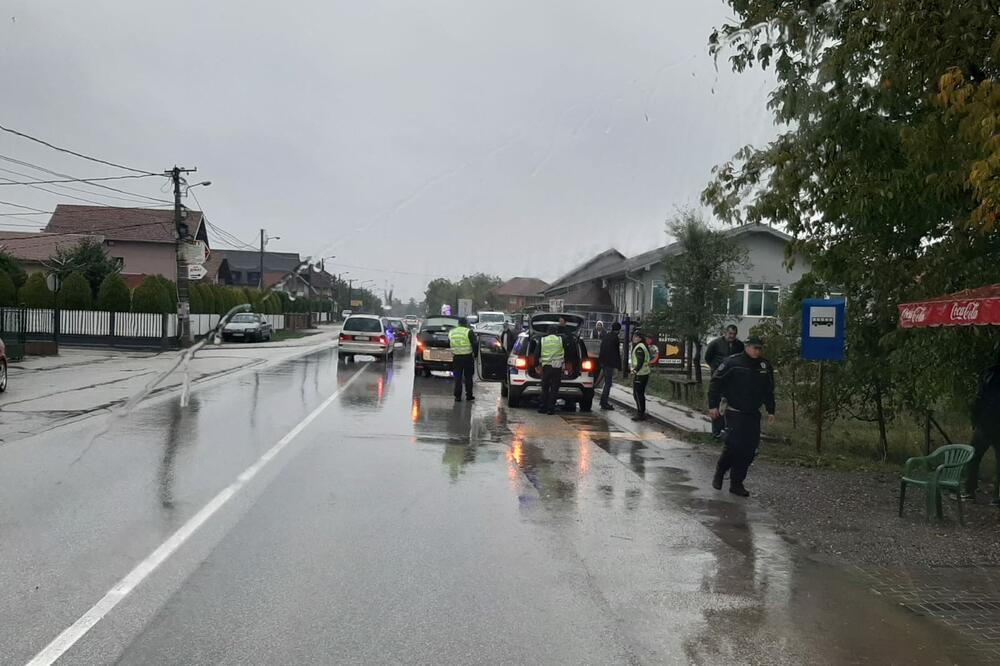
25 366 367 666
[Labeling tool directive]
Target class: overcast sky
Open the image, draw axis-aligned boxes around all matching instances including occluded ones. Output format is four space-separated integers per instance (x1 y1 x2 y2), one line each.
0 0 776 300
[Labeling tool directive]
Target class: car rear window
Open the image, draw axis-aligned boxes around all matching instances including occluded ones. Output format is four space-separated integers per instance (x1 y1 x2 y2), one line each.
344 317 382 333
423 317 458 332
230 314 259 323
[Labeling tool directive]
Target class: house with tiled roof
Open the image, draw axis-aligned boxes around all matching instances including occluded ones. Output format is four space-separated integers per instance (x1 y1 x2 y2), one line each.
0 231 105 275
43 204 210 284
493 277 549 312
209 249 302 290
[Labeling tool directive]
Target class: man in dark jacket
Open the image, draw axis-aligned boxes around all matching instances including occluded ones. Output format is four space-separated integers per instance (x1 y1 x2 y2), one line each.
598 321 622 410
705 325 745 437
708 336 775 497
964 358 1000 501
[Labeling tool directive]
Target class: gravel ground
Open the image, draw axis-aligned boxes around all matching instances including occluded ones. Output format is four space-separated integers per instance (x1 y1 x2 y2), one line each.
730 453 1000 568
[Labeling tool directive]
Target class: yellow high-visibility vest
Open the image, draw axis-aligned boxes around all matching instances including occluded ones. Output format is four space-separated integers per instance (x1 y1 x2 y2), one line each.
540 334 565 365
448 326 473 355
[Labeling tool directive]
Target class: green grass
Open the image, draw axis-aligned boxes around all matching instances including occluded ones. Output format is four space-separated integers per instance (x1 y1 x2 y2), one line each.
619 370 985 475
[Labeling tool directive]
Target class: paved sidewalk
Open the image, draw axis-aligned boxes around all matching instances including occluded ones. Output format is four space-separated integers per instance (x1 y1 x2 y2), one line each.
607 382 712 434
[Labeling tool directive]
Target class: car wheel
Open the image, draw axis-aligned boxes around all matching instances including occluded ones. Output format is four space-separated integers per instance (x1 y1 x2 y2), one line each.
580 390 594 412
338 353 347 363
500 381 509 397
423 367 432 377
507 386 522 408
0 359 6 393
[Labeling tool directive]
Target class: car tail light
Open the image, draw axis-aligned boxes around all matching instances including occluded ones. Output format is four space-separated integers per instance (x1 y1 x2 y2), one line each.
340 333 353 341
581 359 594 372
378 336 387 345
514 356 528 369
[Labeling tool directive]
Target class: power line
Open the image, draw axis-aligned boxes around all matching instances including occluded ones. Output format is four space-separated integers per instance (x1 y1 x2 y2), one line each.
0 123 156 175
0 174 157 186
0 211 51 216
0 198 50 213
0 154 170 203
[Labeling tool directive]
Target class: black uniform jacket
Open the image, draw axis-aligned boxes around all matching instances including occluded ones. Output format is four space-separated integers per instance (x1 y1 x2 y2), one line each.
708 352 775 415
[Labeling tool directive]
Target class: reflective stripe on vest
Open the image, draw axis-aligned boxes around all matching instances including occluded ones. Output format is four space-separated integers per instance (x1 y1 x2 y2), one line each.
448 326 472 355
631 343 651 376
540 334 564 365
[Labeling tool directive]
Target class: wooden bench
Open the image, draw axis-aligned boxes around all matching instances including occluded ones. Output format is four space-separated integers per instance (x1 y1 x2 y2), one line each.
665 376 699 402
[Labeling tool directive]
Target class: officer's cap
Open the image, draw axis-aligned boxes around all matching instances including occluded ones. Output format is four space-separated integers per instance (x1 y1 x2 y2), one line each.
747 336 764 347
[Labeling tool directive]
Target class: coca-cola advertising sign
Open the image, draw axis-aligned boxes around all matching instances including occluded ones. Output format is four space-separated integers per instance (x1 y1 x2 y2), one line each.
949 301 980 322
898 295 1000 328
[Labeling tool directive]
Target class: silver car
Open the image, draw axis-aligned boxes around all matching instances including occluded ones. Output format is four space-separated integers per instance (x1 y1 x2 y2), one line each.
338 314 395 362
222 313 273 342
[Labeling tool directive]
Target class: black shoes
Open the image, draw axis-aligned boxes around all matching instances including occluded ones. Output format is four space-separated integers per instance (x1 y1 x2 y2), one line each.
712 472 724 490
466 395 475 401
631 414 647 422
454 396 462 402
729 484 750 498
599 404 615 411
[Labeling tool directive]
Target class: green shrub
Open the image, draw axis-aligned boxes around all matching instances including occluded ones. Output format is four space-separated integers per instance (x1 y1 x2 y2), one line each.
18 273 53 308
97 273 131 312
58 272 93 310
189 283 205 314
132 276 172 313
0 270 16 306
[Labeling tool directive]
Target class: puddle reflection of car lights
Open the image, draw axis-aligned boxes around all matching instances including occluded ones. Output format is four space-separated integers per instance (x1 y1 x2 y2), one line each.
411 398 420 422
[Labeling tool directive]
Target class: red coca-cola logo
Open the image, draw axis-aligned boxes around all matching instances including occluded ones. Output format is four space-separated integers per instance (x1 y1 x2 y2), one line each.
900 305 928 323
950 301 981 321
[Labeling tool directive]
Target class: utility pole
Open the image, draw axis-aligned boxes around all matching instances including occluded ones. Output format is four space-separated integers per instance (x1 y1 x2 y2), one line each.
167 165 196 345
259 229 265 289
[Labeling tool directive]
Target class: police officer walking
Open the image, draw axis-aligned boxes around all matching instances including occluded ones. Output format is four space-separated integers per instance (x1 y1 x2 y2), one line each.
449 316 477 402
630 329 651 421
705 324 745 438
708 336 775 497
537 326 565 415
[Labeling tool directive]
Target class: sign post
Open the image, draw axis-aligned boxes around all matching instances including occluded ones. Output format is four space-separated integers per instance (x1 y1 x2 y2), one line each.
801 298 846 453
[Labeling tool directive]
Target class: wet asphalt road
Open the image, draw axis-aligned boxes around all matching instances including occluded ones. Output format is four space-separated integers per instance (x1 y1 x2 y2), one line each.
0 345 981 665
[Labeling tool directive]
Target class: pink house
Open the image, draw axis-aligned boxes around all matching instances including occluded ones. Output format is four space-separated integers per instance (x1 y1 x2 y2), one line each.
43 205 209 283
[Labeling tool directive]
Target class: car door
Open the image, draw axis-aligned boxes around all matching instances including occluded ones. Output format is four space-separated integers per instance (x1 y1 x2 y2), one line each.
475 331 507 381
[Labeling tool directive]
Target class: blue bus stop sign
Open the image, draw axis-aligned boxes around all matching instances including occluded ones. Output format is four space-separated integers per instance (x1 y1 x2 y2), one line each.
801 298 846 361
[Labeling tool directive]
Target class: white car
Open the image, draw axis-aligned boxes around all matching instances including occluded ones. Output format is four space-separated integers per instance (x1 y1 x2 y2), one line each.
338 314 395 362
500 313 596 410
475 311 506 330
221 313 273 342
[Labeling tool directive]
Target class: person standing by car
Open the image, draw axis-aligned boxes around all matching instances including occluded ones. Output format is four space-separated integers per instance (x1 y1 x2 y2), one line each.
598 321 622 410
705 325 745 438
537 326 565 415
708 336 775 497
963 356 1000 502
449 316 477 402
592 320 606 340
630 330 651 421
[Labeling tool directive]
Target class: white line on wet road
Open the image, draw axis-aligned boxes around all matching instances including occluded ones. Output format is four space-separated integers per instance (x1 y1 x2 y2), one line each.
25 365 367 666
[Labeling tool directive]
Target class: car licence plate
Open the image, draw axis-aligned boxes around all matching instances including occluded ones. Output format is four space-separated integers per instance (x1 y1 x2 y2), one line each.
425 349 453 362
232 332 244 337
354 336 370 341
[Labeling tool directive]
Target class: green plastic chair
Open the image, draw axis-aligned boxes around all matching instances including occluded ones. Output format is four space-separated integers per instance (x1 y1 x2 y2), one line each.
899 444 975 525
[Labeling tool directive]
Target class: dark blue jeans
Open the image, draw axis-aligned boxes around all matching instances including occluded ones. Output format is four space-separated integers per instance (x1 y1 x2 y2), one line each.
600 367 615 406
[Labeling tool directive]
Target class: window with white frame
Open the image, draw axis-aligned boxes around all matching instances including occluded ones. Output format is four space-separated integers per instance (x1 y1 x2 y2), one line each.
727 283 781 317
651 279 669 310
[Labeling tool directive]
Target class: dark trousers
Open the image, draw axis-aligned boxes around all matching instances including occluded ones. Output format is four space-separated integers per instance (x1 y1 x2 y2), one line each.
540 365 561 413
633 374 649 414
716 411 761 486
452 354 474 398
600 366 615 406
964 425 1000 497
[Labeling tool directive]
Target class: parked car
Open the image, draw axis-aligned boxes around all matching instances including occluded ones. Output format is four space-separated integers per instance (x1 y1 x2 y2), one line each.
414 315 459 376
500 313 596 410
386 318 410 347
338 314 395 362
222 313 273 342
403 315 420 329
474 311 506 330
0 337 7 393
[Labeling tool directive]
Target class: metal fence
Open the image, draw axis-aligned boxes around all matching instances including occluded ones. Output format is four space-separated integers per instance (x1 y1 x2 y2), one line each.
0 308 174 349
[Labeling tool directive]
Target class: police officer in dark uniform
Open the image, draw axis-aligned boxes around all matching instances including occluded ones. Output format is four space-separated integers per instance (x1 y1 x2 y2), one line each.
708 336 775 497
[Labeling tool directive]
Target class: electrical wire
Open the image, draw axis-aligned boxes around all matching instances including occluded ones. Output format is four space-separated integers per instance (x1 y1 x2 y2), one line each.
189 189 259 251
0 169 169 207
0 174 156 186
0 154 170 203
0 123 156 175
0 198 50 213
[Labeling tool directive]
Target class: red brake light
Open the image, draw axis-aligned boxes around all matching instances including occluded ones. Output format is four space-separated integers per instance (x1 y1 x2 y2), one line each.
582 359 594 372
514 356 528 369
378 336 386 345
340 333 352 341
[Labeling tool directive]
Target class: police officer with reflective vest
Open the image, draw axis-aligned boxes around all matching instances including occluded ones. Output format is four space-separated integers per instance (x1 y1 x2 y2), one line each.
630 330 651 421
538 327 565 415
708 336 775 497
449 317 477 402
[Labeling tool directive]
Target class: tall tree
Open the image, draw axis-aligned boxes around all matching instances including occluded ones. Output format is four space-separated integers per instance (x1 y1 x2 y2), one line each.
647 211 747 383
49 237 120 296
704 0 1000 445
132 276 172 313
